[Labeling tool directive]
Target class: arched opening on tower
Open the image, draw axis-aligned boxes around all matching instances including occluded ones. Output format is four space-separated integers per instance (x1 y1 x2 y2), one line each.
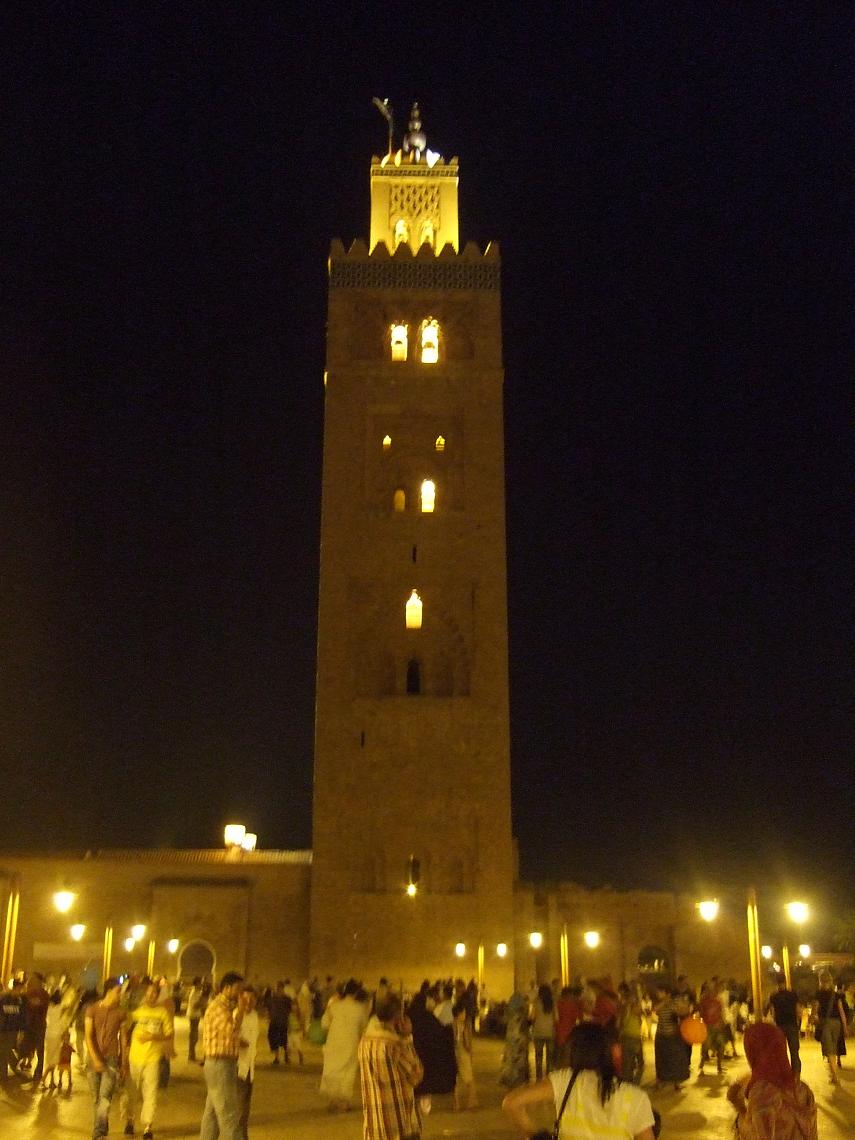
390 324 408 362
420 318 439 364
393 488 406 512
420 479 436 512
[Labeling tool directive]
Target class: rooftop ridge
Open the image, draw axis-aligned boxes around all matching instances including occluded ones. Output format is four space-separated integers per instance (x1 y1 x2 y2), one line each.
0 848 313 865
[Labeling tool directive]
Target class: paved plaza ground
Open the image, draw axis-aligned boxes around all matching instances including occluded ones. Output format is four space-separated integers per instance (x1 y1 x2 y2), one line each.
1 1017 853 1138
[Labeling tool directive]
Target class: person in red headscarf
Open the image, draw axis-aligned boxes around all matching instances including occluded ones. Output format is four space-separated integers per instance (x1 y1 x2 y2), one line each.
727 1022 817 1140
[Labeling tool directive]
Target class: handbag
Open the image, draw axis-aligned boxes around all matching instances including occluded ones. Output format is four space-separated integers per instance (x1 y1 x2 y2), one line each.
531 1068 579 1140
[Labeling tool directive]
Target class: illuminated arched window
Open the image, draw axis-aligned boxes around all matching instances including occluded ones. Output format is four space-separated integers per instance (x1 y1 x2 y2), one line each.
435 435 445 452
390 324 408 362
419 219 435 248
393 488 406 512
420 318 439 364
406 659 421 694
420 480 436 513
405 590 422 629
382 435 392 451
394 218 409 247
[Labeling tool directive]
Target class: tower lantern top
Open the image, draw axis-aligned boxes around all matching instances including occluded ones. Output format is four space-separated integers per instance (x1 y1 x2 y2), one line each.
369 100 460 254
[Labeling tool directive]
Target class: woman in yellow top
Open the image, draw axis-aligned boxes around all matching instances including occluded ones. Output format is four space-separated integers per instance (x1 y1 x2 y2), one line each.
123 981 173 1140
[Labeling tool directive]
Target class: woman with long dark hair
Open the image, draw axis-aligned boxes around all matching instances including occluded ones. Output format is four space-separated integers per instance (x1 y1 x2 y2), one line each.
531 983 557 1078
502 1021 656 1139
727 1021 817 1139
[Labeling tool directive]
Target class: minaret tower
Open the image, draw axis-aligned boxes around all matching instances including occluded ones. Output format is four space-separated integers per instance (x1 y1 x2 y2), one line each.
311 105 515 993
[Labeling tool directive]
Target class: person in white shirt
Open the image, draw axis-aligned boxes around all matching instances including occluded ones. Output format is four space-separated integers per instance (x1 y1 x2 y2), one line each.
237 987 259 1139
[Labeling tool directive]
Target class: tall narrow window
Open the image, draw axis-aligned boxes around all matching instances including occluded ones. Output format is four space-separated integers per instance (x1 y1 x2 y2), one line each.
435 435 445 451
405 589 422 629
420 480 436 513
393 489 406 512
390 324 408 362
382 434 392 451
420 318 439 364
394 218 409 247
406 659 421 694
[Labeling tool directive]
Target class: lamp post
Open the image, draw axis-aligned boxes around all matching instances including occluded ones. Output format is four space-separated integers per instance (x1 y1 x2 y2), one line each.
746 888 763 1020
1 875 21 984
560 923 570 988
103 920 114 981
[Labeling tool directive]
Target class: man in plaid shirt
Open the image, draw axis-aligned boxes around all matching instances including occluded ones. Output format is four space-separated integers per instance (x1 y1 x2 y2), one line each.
358 991 424 1140
199 972 245 1140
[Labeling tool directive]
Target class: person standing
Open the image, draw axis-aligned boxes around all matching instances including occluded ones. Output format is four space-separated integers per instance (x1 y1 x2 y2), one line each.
266 981 291 1065
767 977 802 1076
531 982 557 1078
22 973 50 1081
199 971 245 1140
812 971 848 1086
124 979 173 1140
320 979 370 1112
185 977 204 1062
617 982 644 1085
697 984 726 1076
236 986 259 1140
358 991 423 1140
85 978 127 1140
0 977 26 1083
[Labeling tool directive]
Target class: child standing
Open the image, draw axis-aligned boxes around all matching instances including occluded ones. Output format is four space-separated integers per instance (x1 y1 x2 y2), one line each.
56 1031 75 1091
452 1001 478 1110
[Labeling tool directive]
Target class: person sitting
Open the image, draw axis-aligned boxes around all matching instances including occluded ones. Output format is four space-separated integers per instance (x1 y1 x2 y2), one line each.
727 1021 817 1140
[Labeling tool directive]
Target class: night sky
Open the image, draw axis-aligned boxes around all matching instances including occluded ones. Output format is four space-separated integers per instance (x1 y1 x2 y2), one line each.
4 7 853 907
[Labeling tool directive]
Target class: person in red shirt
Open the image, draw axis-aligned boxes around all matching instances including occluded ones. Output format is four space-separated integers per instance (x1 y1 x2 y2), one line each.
556 986 583 1057
698 984 725 1075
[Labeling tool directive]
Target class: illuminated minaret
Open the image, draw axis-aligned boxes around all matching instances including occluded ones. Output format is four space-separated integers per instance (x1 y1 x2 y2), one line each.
310 105 515 992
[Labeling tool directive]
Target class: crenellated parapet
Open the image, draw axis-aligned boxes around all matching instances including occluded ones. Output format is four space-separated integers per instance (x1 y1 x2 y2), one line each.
329 236 501 292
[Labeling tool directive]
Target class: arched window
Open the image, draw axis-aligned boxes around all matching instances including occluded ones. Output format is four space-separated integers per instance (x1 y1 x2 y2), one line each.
382 434 392 451
420 318 439 364
435 435 445 451
393 488 406 512
390 324 408 362
406 659 421 694
419 219 435 248
394 218 409 247
420 479 436 513
405 589 422 629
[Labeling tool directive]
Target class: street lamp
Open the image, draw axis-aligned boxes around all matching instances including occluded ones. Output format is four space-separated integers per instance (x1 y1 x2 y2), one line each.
761 945 773 960
496 942 508 958
241 832 258 852
53 890 76 914
70 923 86 942
167 938 179 954
455 942 466 958
786 901 808 925
698 899 720 922
584 930 600 949
124 937 135 952
224 823 246 848
798 944 810 958
131 924 146 942
529 931 543 949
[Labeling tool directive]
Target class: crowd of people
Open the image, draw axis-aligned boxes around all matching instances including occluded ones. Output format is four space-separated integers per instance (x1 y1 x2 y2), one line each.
0 964 852 1139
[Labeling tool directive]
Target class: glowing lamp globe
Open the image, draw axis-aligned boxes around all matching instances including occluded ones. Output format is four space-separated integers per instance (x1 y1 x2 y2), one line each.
761 945 773 960
786 901 808 924
584 930 600 949
70 923 86 942
496 942 508 958
454 942 466 958
529 931 543 949
53 890 76 914
698 899 719 922
406 882 417 897
131 924 146 941
799 944 810 958
124 937 135 952
167 938 180 954
241 832 257 852
224 823 246 848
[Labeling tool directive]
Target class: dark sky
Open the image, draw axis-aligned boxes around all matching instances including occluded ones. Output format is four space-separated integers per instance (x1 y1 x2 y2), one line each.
3 6 853 901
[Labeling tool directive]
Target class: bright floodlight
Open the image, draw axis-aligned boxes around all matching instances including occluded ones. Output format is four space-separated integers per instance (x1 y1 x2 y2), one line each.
761 945 773 959
224 823 246 848
70 923 86 942
53 890 76 914
799 944 811 958
496 942 508 958
786 901 809 924
167 938 180 954
529 931 543 949
124 937 135 952
241 832 257 852
698 899 719 922
584 930 600 949
455 942 466 958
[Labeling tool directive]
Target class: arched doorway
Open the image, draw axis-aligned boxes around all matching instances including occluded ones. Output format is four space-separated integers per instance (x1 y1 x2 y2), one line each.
179 939 216 982
637 944 671 988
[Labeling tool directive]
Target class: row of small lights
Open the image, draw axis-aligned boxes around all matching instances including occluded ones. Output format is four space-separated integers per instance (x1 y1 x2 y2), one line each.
53 892 179 954
450 930 602 959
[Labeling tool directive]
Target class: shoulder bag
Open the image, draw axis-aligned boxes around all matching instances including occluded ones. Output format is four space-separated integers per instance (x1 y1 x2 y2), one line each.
531 1068 579 1140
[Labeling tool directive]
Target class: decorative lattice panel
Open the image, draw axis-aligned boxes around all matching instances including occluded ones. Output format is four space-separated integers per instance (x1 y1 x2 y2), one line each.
389 183 440 233
329 259 500 291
